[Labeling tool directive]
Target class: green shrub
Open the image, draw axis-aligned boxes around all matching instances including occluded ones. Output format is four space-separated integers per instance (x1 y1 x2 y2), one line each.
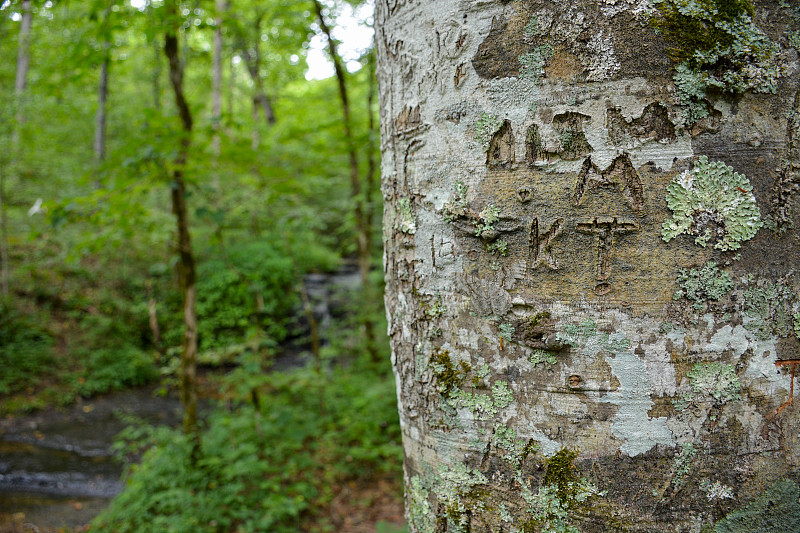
76 345 158 396
93 363 402 533
0 303 55 395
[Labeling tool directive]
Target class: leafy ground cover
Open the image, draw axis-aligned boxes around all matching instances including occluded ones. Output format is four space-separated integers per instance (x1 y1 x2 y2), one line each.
89 353 404 533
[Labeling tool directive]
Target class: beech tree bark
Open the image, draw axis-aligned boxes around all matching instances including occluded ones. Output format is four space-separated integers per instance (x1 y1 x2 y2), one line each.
377 1 800 531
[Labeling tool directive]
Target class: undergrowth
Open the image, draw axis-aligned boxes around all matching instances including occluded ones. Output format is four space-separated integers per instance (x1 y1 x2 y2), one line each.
91 358 402 533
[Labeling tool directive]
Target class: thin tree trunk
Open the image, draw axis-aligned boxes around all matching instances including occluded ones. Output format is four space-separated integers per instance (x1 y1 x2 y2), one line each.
0 165 8 299
227 56 234 122
146 281 163 358
93 53 109 191
94 57 108 163
251 98 260 149
164 13 198 437
212 0 225 158
150 4 161 111
365 48 378 254
313 0 378 361
240 20 276 132
2 0 33 298
14 0 32 98
94 5 113 178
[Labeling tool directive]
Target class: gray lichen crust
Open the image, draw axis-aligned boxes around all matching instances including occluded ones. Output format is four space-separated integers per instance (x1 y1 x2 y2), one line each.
661 156 761 250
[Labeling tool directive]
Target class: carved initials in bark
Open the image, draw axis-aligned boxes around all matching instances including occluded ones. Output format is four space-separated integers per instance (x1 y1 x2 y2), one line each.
487 120 514 168
394 105 430 139
577 217 637 294
528 217 562 271
574 154 644 213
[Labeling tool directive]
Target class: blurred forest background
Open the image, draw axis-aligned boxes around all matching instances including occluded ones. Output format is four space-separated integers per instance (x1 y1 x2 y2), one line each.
0 0 404 531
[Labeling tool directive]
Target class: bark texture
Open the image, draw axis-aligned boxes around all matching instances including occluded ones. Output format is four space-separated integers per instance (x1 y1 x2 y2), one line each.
376 1 800 532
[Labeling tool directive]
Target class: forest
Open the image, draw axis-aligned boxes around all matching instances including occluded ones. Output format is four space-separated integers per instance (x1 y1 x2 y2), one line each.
0 0 404 531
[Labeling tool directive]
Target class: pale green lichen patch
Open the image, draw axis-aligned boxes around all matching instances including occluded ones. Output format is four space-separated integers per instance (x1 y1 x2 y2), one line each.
521 448 604 533
475 204 500 238
425 294 447 319
519 45 554 84
557 319 630 354
557 319 597 347
672 441 696 489
474 114 504 152
530 349 558 367
408 475 435 533
713 479 800 533
522 16 540 39
651 0 780 123
442 180 469 223
700 479 734 501
394 197 416 235
493 424 537 469
487 239 508 256
433 461 489 533
688 362 741 404
448 379 514 420
674 261 733 310
498 322 515 342
794 311 800 338
662 156 761 251
742 280 798 340
491 380 514 410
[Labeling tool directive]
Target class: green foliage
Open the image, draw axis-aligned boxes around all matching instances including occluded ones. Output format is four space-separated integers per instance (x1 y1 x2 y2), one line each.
93 363 402 533
0 302 55 395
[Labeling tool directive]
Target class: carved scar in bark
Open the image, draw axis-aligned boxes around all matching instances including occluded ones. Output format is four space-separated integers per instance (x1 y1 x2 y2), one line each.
528 217 562 271
574 154 645 213
773 359 800 417
577 217 638 295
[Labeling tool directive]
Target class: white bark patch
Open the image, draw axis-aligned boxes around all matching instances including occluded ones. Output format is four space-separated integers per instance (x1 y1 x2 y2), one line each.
601 351 674 455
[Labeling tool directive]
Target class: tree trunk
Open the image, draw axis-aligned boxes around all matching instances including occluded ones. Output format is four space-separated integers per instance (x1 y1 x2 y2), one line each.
212 0 225 158
314 0 378 361
2 0 33 298
377 1 800 531
14 0 32 98
239 19 277 132
164 15 199 437
94 56 109 164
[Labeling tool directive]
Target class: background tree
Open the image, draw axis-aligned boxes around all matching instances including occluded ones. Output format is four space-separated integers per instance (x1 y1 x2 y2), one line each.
376 0 800 531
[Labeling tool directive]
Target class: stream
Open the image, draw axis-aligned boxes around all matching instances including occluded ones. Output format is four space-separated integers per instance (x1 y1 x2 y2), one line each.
0 386 183 531
0 266 361 531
